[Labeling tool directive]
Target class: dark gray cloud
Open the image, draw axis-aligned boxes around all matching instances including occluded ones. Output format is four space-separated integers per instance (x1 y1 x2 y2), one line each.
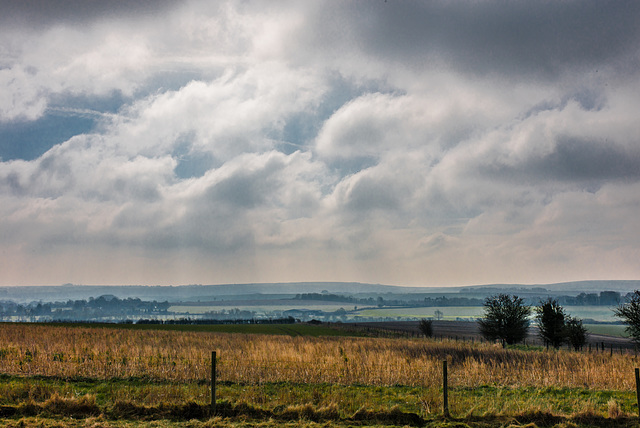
208 171 274 209
0 0 178 27
305 1 640 79
343 174 403 212
513 137 640 184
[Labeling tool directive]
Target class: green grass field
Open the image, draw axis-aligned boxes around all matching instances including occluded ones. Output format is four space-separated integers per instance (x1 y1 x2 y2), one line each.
584 323 629 337
1 374 638 427
357 305 621 322
357 306 484 320
563 306 619 322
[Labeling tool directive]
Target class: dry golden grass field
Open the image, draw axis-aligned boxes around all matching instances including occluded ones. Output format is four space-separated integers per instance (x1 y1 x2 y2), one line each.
1 322 640 427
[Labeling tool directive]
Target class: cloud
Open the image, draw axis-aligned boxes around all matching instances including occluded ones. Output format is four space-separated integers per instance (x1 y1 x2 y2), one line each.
0 1 261 123
316 93 427 160
0 0 178 28
297 1 640 79
440 90 640 191
1 0 640 286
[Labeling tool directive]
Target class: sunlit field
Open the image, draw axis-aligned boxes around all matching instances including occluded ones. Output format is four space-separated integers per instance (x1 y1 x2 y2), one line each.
1 323 640 427
1 322 637 388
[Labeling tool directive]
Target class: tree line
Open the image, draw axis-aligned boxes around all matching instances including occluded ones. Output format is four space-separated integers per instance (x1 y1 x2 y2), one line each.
419 291 640 350
294 293 483 307
0 296 170 321
295 291 626 308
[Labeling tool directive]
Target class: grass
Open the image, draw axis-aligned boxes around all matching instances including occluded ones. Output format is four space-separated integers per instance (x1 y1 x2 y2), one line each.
1 375 639 427
585 323 629 337
563 306 619 322
2 322 640 426
358 306 485 320
39 322 356 337
2 323 640 388
357 305 622 322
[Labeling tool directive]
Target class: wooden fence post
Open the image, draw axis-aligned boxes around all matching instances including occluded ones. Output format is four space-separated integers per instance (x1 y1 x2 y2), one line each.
636 367 640 417
443 360 449 417
211 351 216 415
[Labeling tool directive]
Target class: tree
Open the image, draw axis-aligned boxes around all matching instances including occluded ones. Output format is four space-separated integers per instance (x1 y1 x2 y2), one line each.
418 318 433 337
434 309 443 320
535 298 566 349
614 290 640 345
565 316 588 351
599 291 621 306
478 294 531 345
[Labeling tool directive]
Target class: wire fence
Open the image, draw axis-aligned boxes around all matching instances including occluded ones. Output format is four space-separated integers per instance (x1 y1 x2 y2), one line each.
208 351 640 418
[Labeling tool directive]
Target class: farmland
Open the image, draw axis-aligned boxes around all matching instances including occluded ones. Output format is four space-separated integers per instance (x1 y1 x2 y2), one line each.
357 305 620 322
1 322 640 427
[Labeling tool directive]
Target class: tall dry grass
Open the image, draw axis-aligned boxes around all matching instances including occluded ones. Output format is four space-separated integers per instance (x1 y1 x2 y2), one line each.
0 323 638 390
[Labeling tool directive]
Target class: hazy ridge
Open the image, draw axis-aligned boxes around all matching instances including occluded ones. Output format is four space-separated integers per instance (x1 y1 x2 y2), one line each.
2 280 640 304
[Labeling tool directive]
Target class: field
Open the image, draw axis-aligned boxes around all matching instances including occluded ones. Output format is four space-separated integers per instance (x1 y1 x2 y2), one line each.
584 323 629 337
357 306 484 320
169 301 366 315
2 322 640 427
358 305 620 322
353 320 635 350
56 322 359 337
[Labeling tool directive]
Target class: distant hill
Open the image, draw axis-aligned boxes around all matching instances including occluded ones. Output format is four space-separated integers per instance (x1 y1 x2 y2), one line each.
1 280 639 304
0 282 402 303
464 280 640 295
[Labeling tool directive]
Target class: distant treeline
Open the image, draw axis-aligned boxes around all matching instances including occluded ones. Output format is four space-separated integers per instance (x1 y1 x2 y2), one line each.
294 291 627 307
294 293 484 307
556 291 622 306
136 316 296 325
0 295 170 320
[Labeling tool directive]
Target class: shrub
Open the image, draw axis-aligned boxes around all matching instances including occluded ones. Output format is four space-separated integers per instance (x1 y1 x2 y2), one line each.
418 319 433 338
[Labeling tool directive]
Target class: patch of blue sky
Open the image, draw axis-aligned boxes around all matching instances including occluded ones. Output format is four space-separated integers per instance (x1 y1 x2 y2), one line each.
274 74 398 158
0 90 131 161
0 112 94 161
172 137 216 179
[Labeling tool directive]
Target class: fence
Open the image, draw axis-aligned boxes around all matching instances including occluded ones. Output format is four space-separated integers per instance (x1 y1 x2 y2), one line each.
208 351 640 418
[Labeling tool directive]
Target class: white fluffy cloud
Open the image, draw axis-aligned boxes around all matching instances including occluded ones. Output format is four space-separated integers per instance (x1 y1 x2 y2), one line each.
1 0 639 286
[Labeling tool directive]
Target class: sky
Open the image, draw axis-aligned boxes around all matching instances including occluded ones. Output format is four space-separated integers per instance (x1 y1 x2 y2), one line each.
1 0 640 287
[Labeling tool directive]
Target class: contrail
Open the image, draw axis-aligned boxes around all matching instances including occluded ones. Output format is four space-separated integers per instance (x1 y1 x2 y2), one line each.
45 106 119 121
